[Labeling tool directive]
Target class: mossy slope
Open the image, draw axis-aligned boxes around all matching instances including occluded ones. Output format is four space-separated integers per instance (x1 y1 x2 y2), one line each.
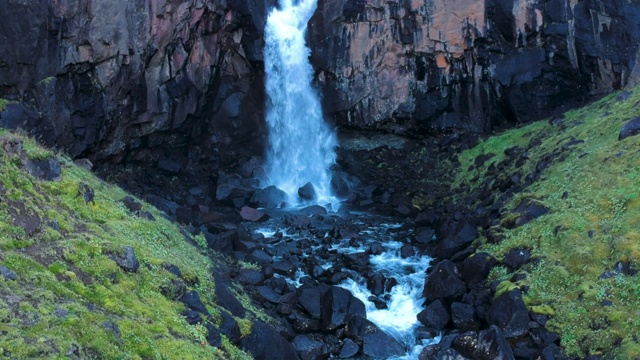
454 87 640 358
0 130 251 359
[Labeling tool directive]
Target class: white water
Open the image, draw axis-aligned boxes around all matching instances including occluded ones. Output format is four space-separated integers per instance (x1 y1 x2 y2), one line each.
263 0 338 204
340 241 440 358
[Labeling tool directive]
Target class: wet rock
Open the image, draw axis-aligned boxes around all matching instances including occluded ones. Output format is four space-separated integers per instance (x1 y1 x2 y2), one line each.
256 286 281 304
369 242 383 255
250 186 287 208
339 338 359 358
158 158 182 174
345 315 404 358
214 274 246 317
292 335 329 360
503 248 532 271
241 321 300 360
451 302 480 332
505 199 549 229
619 117 640 141
0 266 17 281
112 246 140 273
321 286 366 331
417 299 450 330
216 172 256 205
343 252 369 271
240 206 269 222
366 273 386 295
248 249 273 267
23 156 61 181
487 290 530 338
424 260 466 301
298 182 316 201
460 252 496 288
453 325 514 360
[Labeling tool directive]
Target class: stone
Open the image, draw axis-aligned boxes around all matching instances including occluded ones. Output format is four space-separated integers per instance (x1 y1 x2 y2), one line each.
214 274 246 317
423 260 466 301
250 186 287 208
240 206 269 222
237 269 265 286
451 302 480 332
321 286 366 331
179 290 209 315
204 230 235 254
505 199 549 229
113 246 140 273
184 310 202 325
23 156 61 181
121 196 142 212
415 227 436 244
0 266 17 281
285 215 311 228
344 315 404 358
452 325 514 360
619 117 640 141
220 311 242 344
292 335 329 360
503 248 532 270
205 323 222 348
417 299 450 330
434 218 477 259
240 320 299 360
459 252 496 288
298 182 316 201
298 284 328 319
487 290 530 338
299 205 328 216
400 243 415 258
339 338 359 358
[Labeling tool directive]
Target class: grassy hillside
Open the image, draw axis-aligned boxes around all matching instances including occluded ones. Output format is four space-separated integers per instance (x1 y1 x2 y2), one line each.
454 87 640 358
0 129 254 359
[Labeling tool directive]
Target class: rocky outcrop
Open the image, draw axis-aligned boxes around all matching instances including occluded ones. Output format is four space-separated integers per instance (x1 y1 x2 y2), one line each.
0 0 274 165
308 0 640 134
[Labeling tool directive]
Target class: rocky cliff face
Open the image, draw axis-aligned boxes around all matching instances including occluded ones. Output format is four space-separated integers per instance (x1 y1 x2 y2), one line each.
308 0 640 134
0 0 274 167
1 0 639 167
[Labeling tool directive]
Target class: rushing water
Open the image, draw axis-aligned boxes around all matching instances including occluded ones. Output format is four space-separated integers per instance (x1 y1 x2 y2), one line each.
254 219 439 358
263 0 337 204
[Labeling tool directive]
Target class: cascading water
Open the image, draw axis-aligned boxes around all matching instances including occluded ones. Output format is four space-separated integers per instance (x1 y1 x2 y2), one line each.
263 0 337 204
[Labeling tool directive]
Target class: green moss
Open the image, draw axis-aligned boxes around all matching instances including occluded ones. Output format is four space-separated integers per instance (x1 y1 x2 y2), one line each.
0 129 267 359
454 86 640 357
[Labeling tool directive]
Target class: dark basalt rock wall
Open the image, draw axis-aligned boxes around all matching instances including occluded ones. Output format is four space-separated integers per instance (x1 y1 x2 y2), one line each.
1 0 640 170
0 0 275 167
308 0 640 135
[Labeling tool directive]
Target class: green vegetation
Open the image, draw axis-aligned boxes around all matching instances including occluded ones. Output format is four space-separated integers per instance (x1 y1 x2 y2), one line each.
454 87 640 358
0 99 13 112
0 129 254 359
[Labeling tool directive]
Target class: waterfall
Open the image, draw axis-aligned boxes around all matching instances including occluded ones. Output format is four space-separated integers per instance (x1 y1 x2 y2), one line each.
263 0 337 205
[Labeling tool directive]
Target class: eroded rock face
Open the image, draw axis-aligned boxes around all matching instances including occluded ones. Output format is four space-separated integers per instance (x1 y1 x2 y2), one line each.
308 0 640 134
0 0 275 165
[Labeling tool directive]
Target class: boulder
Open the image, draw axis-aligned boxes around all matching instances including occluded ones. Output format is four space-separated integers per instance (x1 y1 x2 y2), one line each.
321 286 366 331
423 260 466 301
240 206 269 222
417 299 450 330
241 321 300 360
460 252 496 288
220 311 242 344
434 219 477 259
23 156 61 181
112 246 140 273
298 182 316 201
292 335 329 360
237 269 265 286
179 290 209 315
505 199 549 229
452 325 514 360
250 186 288 208
339 338 359 358
298 284 329 319
619 117 640 141
503 248 532 271
214 274 246 317
486 290 530 338
451 302 480 332
345 315 405 358
0 266 17 281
